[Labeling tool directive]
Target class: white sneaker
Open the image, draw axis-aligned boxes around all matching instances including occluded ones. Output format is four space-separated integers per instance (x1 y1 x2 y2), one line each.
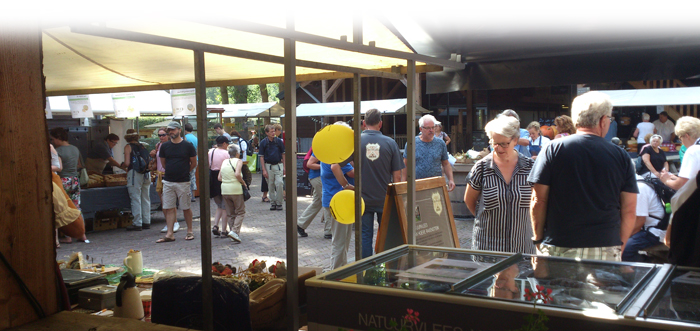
227 231 241 243
173 222 180 233
160 225 168 233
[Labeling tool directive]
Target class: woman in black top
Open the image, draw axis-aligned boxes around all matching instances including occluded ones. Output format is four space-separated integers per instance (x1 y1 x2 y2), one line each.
638 134 668 178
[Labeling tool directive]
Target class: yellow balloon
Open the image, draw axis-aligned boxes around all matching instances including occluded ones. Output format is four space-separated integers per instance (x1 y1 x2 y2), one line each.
329 190 365 224
312 124 354 164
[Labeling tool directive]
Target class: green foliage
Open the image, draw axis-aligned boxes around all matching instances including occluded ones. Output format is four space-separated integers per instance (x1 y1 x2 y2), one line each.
206 84 280 105
512 309 549 331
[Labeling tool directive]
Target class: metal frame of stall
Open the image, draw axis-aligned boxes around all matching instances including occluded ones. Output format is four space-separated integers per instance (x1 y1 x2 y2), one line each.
67 17 464 331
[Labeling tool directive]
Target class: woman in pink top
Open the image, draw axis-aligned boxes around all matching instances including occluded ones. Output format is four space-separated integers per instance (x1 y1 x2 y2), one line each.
209 136 231 237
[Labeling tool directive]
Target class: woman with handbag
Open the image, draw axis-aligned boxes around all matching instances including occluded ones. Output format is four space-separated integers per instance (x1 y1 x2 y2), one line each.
208 136 231 237
50 127 90 244
218 144 249 243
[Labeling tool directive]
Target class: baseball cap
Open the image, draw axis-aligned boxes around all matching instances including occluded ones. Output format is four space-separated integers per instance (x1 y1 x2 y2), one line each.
166 121 181 130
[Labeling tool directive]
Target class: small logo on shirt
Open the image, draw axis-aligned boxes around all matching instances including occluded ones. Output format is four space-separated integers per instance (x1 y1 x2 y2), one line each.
366 143 381 161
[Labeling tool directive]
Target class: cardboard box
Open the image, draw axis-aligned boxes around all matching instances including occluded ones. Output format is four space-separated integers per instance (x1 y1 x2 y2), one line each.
93 218 117 231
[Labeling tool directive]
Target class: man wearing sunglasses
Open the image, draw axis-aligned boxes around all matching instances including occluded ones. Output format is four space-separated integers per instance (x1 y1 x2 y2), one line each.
402 114 455 192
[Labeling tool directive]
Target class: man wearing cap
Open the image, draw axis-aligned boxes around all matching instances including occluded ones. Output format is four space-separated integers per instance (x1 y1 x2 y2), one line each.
86 134 121 174
653 111 676 143
157 121 197 243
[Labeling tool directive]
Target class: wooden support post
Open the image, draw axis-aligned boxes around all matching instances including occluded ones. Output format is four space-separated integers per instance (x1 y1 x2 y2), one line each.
353 16 363 261
194 50 214 331
406 60 416 245
284 16 299 331
0 24 58 330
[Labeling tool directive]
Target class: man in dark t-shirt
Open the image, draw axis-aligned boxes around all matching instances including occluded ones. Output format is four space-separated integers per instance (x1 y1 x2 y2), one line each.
157 121 197 243
360 109 405 258
86 134 121 174
259 124 285 210
528 92 638 262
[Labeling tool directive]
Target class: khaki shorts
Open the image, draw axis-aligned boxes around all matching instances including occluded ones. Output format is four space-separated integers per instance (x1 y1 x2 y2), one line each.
156 171 164 193
162 180 192 210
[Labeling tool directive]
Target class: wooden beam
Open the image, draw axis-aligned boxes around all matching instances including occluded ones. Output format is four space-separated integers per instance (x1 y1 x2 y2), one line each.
326 79 344 102
46 65 442 96
386 80 403 99
191 19 465 69
1 24 58 329
321 80 328 102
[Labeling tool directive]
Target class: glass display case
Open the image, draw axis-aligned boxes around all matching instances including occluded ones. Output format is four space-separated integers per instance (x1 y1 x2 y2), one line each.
307 245 699 331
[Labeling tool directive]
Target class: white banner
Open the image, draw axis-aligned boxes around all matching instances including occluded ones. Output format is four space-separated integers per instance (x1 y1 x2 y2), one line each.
112 92 139 117
45 97 52 119
171 88 196 117
68 95 93 118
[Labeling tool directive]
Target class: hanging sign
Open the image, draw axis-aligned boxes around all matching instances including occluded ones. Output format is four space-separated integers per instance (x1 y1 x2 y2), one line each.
45 97 53 119
68 95 93 118
112 92 139 118
171 88 196 117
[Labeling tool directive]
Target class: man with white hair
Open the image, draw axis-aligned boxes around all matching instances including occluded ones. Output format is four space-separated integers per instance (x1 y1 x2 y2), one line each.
528 91 638 261
402 114 455 191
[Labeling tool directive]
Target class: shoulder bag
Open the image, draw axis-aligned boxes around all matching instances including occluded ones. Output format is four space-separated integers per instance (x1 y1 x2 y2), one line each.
230 159 251 201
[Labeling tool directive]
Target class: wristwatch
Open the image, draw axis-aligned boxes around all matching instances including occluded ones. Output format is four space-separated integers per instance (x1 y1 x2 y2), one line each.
532 239 543 246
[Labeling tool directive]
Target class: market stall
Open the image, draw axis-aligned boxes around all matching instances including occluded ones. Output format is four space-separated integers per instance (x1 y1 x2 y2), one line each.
307 245 700 331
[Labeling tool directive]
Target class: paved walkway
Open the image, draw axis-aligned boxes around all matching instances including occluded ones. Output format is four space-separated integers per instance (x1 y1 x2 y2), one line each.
58 175 473 273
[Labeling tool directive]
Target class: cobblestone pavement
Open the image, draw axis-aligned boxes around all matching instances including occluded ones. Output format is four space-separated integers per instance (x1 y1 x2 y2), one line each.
58 175 473 273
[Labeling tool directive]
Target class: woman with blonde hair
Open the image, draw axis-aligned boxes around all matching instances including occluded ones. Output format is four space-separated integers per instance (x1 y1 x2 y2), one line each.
464 115 535 254
638 134 668 178
553 115 576 139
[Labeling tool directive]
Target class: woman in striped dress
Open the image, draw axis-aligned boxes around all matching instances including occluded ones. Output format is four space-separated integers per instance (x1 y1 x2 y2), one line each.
464 115 535 254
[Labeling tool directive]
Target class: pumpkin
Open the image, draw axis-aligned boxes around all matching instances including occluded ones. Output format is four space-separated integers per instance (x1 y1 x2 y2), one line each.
541 125 555 139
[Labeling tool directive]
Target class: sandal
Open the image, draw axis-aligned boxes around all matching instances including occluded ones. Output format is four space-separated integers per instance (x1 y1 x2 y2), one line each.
156 237 175 243
185 233 195 241
261 197 270 203
212 226 220 236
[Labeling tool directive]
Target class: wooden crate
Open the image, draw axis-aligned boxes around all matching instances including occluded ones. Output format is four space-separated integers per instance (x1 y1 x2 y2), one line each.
93 218 118 231
117 214 134 228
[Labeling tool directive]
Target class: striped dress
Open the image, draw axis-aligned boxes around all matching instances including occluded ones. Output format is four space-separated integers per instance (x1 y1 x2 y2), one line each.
468 153 536 254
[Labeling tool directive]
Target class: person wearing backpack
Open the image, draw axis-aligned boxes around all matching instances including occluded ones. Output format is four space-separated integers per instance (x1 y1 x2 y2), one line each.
622 174 673 262
122 129 152 231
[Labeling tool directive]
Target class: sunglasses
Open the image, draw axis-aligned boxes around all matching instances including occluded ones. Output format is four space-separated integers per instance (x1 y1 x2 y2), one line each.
158 134 167 137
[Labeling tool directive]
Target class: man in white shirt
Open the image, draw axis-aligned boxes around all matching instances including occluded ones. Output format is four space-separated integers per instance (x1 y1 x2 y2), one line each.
653 111 676 143
622 175 667 262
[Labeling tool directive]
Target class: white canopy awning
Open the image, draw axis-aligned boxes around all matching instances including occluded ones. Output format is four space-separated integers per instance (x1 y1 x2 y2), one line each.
601 87 700 107
286 98 429 117
207 102 285 118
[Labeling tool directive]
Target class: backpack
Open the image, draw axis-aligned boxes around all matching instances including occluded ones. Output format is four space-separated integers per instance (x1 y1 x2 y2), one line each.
637 176 676 230
302 147 313 174
239 139 253 157
130 143 150 174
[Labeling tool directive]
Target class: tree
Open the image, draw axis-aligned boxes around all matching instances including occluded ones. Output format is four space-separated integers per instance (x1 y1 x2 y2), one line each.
205 84 281 105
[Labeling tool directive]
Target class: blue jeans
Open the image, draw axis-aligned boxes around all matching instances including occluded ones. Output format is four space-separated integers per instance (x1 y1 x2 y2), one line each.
361 206 383 259
622 230 661 262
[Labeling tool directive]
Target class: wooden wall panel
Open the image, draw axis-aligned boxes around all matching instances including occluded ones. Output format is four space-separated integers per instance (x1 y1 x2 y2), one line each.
0 25 58 329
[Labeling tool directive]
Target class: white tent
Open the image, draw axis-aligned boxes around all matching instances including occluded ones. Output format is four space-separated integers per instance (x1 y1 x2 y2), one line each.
286 98 429 117
207 102 284 118
601 87 700 107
